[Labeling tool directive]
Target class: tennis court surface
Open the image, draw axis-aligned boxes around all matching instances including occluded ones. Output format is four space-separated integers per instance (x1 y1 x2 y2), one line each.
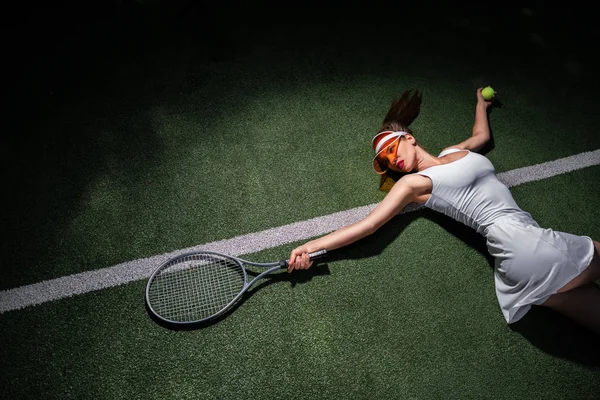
3 2 599 399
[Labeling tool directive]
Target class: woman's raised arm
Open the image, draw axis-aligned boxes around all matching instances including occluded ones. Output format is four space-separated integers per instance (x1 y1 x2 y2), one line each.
442 87 493 154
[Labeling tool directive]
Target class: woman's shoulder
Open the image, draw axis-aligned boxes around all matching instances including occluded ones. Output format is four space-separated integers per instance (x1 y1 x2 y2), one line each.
398 171 433 192
394 173 433 203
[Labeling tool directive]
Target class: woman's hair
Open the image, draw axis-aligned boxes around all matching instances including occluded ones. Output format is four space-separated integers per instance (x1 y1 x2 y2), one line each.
376 89 423 191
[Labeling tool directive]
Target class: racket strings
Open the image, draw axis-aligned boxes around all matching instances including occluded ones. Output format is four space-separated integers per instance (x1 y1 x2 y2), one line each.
148 254 245 322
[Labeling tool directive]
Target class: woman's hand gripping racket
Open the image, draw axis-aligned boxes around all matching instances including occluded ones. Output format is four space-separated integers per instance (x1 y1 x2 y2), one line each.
145 249 327 325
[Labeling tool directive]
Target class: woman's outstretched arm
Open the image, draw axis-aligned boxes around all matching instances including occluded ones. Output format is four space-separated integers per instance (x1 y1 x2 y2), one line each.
287 174 428 272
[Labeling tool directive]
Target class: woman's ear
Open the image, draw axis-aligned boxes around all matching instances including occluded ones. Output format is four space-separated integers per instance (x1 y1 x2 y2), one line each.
405 133 417 145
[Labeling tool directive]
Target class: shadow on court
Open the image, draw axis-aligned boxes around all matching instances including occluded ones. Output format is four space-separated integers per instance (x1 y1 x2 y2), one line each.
426 210 600 368
319 208 600 368
510 303 600 368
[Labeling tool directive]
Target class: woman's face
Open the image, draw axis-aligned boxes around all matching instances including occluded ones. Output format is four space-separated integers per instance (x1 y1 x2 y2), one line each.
378 135 416 173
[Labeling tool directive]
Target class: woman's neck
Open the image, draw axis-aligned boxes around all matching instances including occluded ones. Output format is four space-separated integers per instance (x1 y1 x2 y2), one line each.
414 146 441 171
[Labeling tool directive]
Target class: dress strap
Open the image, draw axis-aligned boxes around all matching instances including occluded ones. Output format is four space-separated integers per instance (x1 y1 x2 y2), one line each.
438 148 467 157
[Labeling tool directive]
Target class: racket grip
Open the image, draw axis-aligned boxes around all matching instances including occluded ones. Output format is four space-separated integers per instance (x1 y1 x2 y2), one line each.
280 249 328 268
308 249 327 261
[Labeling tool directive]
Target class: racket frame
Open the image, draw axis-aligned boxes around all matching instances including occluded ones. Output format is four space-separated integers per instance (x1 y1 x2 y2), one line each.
145 249 326 325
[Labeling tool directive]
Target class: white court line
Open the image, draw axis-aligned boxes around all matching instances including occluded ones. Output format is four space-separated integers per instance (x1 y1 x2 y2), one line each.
1 149 599 313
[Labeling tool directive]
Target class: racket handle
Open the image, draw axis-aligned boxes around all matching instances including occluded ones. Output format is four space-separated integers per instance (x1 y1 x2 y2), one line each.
280 249 328 268
308 249 327 261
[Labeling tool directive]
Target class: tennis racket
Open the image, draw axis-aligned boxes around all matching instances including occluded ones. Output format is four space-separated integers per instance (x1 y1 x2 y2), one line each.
145 249 327 325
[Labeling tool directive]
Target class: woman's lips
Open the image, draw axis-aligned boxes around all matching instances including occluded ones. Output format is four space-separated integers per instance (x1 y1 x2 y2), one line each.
396 160 404 170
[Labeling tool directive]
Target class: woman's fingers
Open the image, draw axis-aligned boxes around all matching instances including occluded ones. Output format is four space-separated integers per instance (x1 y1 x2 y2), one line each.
287 251 305 272
287 250 299 272
288 251 313 272
300 252 313 270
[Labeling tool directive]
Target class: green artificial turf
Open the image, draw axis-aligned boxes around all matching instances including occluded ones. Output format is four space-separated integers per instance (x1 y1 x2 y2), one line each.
2 167 599 399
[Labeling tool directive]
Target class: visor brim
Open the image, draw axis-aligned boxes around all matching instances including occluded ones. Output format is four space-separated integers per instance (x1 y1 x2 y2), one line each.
373 158 387 174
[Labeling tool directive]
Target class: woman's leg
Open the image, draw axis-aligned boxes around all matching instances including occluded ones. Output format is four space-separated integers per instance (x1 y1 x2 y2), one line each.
541 240 600 334
541 284 600 334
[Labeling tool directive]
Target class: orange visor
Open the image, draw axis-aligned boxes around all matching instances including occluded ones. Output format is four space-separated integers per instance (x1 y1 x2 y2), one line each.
371 131 408 174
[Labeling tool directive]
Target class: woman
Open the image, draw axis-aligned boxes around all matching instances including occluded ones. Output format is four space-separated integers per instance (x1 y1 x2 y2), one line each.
288 88 600 333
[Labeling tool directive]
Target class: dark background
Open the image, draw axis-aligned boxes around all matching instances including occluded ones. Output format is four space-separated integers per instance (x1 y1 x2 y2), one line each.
3 0 599 263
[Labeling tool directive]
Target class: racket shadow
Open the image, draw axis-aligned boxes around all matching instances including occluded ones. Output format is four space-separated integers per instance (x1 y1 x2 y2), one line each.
145 263 332 331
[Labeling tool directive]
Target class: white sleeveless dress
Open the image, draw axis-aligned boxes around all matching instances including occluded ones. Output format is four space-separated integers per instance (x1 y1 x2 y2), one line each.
415 148 594 323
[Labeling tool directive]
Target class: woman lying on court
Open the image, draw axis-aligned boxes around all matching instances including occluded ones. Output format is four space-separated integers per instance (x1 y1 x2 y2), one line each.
288 88 600 333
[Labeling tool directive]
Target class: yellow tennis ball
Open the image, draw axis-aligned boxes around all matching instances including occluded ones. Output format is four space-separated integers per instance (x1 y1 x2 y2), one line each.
482 86 495 101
